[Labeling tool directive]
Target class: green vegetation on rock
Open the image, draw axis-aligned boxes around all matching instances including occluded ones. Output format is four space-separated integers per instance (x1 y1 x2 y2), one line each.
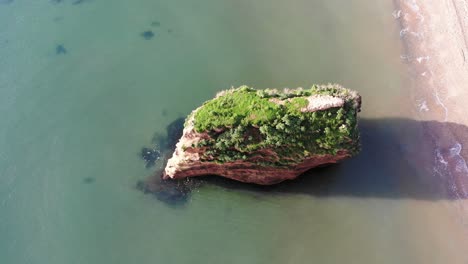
188 84 360 166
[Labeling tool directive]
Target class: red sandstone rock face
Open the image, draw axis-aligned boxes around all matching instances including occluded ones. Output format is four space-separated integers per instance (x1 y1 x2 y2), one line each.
164 150 350 185
162 116 352 185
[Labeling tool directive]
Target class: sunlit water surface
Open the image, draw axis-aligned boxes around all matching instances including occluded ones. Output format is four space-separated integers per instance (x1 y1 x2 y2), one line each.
1 0 467 263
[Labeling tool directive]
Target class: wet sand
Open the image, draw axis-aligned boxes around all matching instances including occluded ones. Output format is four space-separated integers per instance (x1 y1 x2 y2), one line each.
395 0 468 122
394 0 468 259
394 0 468 196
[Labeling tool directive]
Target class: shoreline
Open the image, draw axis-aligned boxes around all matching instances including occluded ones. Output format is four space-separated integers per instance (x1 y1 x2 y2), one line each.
394 0 468 251
394 0 468 199
394 0 468 124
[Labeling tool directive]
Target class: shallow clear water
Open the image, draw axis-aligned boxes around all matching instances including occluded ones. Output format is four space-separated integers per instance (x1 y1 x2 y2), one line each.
1 0 467 263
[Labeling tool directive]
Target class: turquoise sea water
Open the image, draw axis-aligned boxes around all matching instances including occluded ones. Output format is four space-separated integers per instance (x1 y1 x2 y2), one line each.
1 1 467 263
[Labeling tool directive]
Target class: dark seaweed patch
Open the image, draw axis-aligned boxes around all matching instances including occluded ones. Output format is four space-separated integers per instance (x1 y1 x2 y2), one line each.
53 16 64 22
72 0 85 5
82 177 95 184
55 44 67 55
141 30 155 40
151 21 160 27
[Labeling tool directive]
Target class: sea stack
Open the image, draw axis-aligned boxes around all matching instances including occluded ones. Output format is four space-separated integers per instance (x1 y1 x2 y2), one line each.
163 84 361 185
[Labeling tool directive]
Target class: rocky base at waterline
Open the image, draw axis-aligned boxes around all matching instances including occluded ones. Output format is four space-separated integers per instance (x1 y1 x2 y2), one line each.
163 85 361 185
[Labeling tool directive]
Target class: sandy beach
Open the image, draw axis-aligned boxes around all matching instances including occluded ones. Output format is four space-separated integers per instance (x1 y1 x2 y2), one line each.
395 0 468 123
394 0 468 257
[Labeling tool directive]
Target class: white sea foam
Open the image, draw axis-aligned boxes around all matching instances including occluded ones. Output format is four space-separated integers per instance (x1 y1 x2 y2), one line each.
434 142 468 229
406 0 420 12
416 56 430 63
433 86 449 121
449 143 468 194
416 13 425 23
400 54 410 61
450 143 462 157
392 9 402 19
417 100 429 112
436 148 449 166
400 27 409 37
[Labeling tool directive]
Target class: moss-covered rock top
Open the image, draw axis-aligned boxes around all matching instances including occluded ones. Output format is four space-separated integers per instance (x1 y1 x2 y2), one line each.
186 84 361 166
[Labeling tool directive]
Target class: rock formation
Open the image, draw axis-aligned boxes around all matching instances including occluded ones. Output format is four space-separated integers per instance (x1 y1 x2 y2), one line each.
163 84 361 185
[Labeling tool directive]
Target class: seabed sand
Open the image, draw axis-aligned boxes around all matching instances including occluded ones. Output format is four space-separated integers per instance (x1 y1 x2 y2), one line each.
394 0 468 261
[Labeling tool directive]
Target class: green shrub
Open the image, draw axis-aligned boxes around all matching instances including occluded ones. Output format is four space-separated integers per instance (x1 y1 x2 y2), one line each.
191 85 360 165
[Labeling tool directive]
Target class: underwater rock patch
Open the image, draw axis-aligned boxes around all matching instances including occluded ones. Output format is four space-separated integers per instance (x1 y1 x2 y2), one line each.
140 147 160 168
150 117 185 154
140 117 184 170
136 178 200 206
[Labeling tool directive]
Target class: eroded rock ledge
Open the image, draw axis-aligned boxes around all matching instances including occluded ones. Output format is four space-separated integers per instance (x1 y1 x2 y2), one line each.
163 84 361 185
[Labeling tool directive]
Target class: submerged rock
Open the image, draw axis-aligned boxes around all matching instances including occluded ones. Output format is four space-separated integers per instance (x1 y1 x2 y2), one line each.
136 178 199 206
163 84 361 185
140 147 160 167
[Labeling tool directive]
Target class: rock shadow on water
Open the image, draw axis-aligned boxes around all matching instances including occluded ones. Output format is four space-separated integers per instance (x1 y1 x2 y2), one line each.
194 118 468 201
138 117 468 205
